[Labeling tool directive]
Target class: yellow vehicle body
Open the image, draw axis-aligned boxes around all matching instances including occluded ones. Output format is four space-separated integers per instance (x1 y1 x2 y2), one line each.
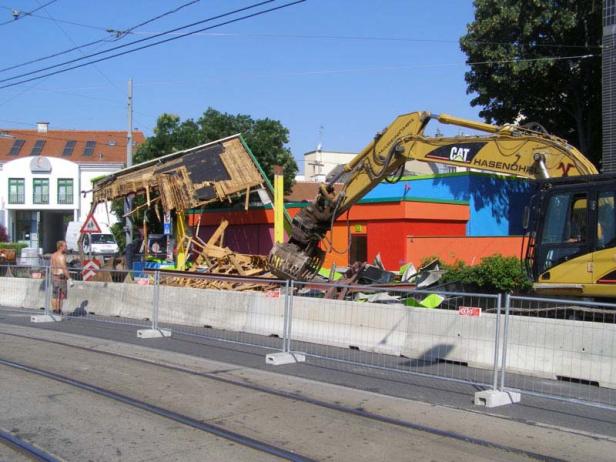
269 111 614 299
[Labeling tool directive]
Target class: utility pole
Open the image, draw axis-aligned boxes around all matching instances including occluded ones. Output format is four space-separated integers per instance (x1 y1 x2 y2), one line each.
125 78 134 249
603 0 616 173
127 78 133 168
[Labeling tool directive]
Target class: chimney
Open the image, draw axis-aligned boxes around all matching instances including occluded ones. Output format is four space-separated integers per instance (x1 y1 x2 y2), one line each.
36 121 49 133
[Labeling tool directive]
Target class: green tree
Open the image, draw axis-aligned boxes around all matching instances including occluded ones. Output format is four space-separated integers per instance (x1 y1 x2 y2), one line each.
135 108 298 191
460 0 602 166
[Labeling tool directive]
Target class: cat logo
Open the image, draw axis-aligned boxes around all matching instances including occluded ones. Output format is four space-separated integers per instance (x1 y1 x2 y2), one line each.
450 146 471 162
425 142 486 164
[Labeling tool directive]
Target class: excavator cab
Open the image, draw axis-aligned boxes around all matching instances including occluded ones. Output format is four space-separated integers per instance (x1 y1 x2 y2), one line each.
525 174 616 298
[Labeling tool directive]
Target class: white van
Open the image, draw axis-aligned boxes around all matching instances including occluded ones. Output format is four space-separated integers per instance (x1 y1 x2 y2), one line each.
65 221 119 255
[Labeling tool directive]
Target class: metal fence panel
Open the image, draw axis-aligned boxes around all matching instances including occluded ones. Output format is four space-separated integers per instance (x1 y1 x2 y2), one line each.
60 267 154 329
502 294 616 409
156 272 288 352
289 281 501 387
0 264 49 312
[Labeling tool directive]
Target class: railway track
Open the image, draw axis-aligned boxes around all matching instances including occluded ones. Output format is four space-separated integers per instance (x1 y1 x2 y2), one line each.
0 329 566 462
0 356 314 462
0 428 60 462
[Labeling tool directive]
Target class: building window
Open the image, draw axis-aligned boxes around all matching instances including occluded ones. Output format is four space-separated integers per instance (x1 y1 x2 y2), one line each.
33 178 49 204
63 140 76 156
83 140 96 156
598 192 616 249
31 140 46 156
8 178 25 204
57 179 73 205
9 139 25 156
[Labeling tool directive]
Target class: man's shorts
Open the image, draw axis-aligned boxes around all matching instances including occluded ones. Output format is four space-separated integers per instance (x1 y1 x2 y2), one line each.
52 275 68 298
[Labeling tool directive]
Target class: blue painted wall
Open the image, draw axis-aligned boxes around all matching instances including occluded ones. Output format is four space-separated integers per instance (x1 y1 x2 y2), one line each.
363 173 533 236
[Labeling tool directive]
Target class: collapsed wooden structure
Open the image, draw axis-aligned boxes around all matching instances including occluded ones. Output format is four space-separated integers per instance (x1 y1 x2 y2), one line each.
90 135 278 288
93 135 266 210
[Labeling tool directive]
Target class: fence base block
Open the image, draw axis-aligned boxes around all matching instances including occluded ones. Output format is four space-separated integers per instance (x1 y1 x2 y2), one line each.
31 314 62 323
137 328 172 339
474 389 521 408
266 352 306 366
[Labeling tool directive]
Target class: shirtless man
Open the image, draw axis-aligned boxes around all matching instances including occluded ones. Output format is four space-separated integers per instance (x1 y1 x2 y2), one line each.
51 240 70 314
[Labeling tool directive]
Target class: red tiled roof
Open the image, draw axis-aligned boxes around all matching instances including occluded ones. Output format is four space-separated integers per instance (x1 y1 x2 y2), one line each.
0 129 145 164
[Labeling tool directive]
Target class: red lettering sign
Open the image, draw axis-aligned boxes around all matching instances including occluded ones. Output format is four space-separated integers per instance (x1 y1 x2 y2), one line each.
458 306 481 317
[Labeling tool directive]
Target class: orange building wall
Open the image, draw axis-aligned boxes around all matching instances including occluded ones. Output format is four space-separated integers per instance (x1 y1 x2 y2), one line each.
405 236 528 268
189 200 472 271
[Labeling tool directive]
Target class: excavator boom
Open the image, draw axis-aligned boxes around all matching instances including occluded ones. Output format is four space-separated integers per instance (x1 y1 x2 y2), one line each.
268 111 600 283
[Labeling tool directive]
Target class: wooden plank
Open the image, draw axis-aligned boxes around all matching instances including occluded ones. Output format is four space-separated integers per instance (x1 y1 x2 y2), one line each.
206 220 229 247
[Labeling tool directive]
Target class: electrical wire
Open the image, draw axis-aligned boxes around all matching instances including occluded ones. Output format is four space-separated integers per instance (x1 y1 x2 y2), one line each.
0 0 307 90
0 0 58 26
30 0 154 130
0 0 202 74
0 0 279 85
129 31 603 49
0 4 109 31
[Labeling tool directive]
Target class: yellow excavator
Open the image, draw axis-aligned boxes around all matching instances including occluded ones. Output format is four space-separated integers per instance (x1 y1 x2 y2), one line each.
268 111 616 299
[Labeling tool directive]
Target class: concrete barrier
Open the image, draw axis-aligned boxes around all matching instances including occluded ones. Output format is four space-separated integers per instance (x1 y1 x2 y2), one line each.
0 277 46 309
157 285 286 337
504 316 616 388
1 276 614 388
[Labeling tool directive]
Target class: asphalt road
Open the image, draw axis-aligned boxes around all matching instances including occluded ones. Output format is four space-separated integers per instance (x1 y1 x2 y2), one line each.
1 307 616 461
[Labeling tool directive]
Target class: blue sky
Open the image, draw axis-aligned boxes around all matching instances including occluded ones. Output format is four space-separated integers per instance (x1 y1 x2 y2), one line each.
0 0 480 172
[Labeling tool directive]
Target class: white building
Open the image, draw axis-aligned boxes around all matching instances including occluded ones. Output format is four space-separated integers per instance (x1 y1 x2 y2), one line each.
303 150 356 182
303 149 460 183
0 123 144 253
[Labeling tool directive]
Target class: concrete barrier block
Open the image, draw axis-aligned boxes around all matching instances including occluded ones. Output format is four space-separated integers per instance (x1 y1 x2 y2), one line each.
291 296 408 355
402 308 498 368
474 390 521 407
31 314 62 323
0 278 45 309
157 286 251 332
137 328 172 338
266 351 306 366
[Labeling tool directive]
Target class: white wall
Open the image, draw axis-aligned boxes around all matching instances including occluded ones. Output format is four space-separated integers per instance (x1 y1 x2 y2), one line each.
304 151 356 182
303 151 461 183
0 156 79 212
0 156 122 242
79 166 121 226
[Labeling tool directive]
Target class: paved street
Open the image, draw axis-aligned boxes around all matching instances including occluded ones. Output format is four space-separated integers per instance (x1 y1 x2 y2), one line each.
1 309 615 461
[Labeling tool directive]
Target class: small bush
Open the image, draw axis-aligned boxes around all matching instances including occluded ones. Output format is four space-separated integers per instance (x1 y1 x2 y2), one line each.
0 242 28 256
441 254 532 294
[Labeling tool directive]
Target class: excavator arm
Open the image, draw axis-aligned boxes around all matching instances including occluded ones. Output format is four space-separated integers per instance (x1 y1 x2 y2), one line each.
268 111 598 280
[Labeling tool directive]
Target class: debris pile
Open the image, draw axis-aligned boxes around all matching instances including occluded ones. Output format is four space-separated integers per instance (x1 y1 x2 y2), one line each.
159 219 278 291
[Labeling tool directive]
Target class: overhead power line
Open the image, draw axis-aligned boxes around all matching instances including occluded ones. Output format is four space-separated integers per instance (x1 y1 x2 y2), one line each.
0 0 202 74
0 0 307 89
0 4 108 31
0 0 277 84
130 30 603 50
0 0 58 26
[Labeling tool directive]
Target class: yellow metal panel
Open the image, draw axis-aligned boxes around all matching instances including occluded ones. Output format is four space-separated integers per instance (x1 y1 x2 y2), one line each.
274 174 284 244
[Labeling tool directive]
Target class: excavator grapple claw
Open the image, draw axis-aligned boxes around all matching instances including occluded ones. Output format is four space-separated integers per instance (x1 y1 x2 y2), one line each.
268 242 325 280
